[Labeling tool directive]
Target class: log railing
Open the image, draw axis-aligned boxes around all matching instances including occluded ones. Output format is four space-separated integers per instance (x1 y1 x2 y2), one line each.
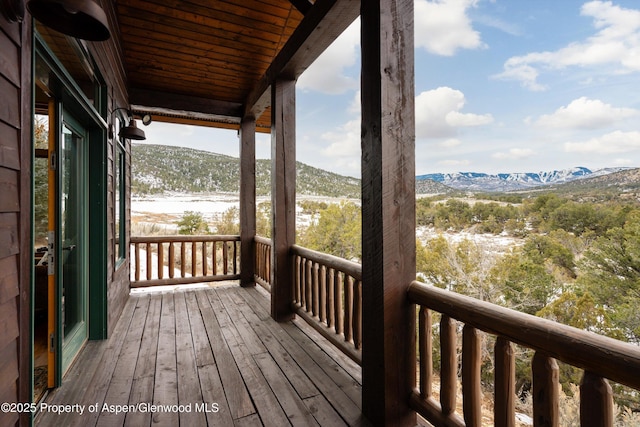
254 235 271 291
408 280 640 427
130 235 240 288
291 245 362 364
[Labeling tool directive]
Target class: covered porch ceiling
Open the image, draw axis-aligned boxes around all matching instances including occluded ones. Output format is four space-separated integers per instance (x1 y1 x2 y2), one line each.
113 0 359 133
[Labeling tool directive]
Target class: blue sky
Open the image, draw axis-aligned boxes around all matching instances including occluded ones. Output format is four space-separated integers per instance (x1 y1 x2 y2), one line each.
142 0 640 178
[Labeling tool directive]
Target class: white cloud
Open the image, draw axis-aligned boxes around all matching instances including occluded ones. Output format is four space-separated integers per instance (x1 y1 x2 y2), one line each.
297 19 360 94
415 0 486 56
441 138 462 147
564 130 640 153
319 118 361 175
438 159 471 167
534 97 639 129
613 157 634 166
416 87 493 138
494 1 640 90
492 148 535 160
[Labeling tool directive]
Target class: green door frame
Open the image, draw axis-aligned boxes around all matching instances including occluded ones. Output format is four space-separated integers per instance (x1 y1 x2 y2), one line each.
35 36 108 388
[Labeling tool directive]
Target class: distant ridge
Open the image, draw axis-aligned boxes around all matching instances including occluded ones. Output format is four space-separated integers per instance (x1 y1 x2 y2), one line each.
132 144 637 198
416 166 631 192
131 144 361 198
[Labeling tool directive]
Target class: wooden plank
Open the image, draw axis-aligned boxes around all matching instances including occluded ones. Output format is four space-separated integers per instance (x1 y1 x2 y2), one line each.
226 289 319 399
239 287 363 424
234 413 263 427
253 352 319 426
216 290 267 356
207 289 290 426
0 168 19 212
303 394 348 427
270 78 296 321
0 255 19 304
0 120 20 170
96 295 151 427
0 29 19 86
152 292 179 427
45 297 138 427
124 293 162 427
0 75 19 127
361 0 416 423
174 291 206 427
194 290 255 420
240 117 256 286
197 364 236 427
0 296 18 350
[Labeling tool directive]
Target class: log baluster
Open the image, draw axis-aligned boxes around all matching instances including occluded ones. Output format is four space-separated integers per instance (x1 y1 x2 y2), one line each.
532 352 559 427
440 315 457 416
319 265 327 323
168 242 175 279
135 243 141 281
146 242 152 280
157 242 164 279
419 307 432 399
202 241 208 276
580 371 613 427
222 241 228 274
344 275 354 343
312 262 319 318
353 279 362 350
326 267 335 328
462 325 482 427
191 242 197 276
180 242 186 277
494 337 515 427
334 271 343 336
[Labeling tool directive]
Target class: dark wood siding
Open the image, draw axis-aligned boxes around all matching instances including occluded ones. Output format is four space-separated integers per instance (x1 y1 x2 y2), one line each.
87 0 133 335
0 10 31 427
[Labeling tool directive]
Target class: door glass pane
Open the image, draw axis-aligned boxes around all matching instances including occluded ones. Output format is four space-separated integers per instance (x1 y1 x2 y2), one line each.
61 124 86 342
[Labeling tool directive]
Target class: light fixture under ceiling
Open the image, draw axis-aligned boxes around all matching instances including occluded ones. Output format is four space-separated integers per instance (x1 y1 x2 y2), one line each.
27 0 110 41
109 108 151 141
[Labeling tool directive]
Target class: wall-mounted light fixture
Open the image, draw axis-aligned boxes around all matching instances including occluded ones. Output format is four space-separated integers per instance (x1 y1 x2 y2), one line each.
1 0 25 22
109 108 152 141
27 0 110 41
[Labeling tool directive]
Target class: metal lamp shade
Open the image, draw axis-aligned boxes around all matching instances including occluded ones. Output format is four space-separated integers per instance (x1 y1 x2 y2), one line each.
27 0 110 41
119 119 146 140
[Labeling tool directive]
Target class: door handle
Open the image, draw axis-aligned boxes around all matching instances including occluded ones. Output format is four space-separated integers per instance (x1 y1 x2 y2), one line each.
62 245 76 251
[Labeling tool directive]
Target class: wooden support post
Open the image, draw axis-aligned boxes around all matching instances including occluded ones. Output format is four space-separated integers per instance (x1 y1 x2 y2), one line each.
361 0 416 424
240 117 256 287
270 78 296 321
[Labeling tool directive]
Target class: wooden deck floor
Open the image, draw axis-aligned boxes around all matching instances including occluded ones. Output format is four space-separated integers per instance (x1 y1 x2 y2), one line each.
35 284 368 427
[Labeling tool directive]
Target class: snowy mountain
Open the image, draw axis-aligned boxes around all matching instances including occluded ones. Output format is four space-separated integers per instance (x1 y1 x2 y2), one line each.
416 167 629 192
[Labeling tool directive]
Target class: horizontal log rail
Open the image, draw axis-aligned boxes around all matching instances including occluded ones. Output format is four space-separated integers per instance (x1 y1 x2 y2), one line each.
254 236 271 291
408 280 640 427
291 244 362 365
130 235 240 287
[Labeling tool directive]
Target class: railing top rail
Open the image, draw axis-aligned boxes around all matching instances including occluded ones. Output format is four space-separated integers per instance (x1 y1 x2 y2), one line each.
254 235 272 245
408 280 640 390
131 235 241 243
291 244 362 280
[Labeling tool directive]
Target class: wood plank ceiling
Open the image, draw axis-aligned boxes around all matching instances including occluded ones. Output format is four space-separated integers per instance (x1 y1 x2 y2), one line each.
115 0 307 132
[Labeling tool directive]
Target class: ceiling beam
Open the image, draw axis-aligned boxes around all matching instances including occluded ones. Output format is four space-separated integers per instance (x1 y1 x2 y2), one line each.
244 0 359 119
288 0 313 15
130 87 243 119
